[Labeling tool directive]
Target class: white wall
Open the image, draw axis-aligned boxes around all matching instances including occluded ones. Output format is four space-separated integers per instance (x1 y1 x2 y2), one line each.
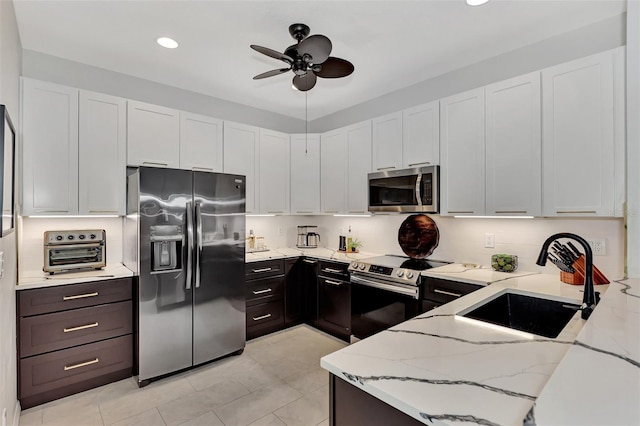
310 13 626 132
21 50 307 134
0 0 20 424
627 2 640 278
247 215 625 280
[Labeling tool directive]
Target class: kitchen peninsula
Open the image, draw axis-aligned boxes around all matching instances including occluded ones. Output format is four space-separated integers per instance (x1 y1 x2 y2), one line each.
321 274 640 425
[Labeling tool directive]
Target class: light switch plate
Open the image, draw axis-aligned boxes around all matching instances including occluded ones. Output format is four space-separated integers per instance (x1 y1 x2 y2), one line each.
484 233 495 248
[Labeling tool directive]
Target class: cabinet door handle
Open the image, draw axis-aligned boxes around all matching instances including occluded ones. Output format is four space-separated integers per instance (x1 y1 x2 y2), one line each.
302 259 317 264
63 322 99 333
447 211 474 214
267 211 284 214
251 267 272 273
252 288 272 295
324 279 343 286
322 268 343 274
434 288 462 298
494 210 527 214
192 166 214 171
323 210 339 214
556 210 597 214
348 211 365 214
64 358 99 371
88 210 118 214
408 161 431 166
296 210 313 214
63 292 99 301
142 161 168 167
252 314 272 321
376 166 396 171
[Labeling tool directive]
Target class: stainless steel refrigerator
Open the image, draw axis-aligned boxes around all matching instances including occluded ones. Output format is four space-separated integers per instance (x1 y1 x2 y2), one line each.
124 167 246 386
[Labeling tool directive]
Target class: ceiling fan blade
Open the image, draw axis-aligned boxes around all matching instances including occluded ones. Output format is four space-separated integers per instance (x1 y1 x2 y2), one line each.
297 35 332 64
292 72 317 91
253 68 291 80
315 57 354 78
250 45 293 64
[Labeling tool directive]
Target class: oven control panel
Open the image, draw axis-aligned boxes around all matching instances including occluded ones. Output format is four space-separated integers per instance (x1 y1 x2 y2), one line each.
349 261 421 285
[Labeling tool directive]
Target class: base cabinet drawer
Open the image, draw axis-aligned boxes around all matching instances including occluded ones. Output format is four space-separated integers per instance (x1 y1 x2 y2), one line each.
246 276 284 307
19 278 132 316
20 301 133 357
19 335 133 409
246 301 284 340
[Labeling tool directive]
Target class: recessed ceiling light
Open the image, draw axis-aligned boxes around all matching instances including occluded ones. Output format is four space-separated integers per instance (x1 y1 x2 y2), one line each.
466 0 489 5
157 37 178 49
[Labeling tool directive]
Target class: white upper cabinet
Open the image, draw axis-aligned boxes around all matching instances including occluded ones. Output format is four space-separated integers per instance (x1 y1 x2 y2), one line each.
223 121 259 214
127 100 180 168
485 73 541 217
402 101 440 168
290 134 321 215
440 88 486 216
372 112 402 171
22 79 79 215
180 112 223 172
542 48 624 217
258 129 290 214
346 121 373 214
320 128 348 214
79 90 127 215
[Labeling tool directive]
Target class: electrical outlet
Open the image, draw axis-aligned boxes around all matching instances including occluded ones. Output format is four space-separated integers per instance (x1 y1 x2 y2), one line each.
587 238 607 256
484 233 495 248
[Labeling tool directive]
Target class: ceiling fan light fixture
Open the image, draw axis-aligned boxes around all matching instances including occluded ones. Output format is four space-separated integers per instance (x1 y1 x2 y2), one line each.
157 37 179 49
466 0 489 6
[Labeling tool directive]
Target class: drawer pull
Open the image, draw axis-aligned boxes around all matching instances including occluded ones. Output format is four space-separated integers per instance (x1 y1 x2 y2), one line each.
64 358 99 371
434 288 462 298
302 259 317 264
63 292 99 301
252 314 272 321
64 322 99 333
325 279 343 286
252 288 272 295
251 267 272 273
322 268 343 274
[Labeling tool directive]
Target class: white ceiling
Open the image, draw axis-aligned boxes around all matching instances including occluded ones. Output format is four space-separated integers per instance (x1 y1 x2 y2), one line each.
13 0 626 121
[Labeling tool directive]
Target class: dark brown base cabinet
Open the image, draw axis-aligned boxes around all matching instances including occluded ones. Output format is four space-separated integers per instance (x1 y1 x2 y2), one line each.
330 374 423 426
17 278 134 409
245 259 286 340
317 260 351 341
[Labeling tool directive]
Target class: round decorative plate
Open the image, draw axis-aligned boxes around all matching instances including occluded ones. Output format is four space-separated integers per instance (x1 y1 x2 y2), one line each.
397 214 440 259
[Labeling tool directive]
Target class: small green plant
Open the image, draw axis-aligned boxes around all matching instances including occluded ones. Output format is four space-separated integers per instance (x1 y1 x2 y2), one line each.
348 238 362 252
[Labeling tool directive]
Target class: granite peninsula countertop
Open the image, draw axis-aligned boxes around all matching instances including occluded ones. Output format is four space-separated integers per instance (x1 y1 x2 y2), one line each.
245 247 379 263
321 273 640 426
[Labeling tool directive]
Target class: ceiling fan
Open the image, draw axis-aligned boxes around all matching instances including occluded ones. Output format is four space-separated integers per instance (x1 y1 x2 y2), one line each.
250 23 354 91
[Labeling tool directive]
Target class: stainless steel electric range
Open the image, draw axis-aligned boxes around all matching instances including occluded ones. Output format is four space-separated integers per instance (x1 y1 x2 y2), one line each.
349 255 451 339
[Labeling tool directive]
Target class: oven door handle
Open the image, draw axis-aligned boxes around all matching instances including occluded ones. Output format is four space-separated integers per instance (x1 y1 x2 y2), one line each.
350 275 419 299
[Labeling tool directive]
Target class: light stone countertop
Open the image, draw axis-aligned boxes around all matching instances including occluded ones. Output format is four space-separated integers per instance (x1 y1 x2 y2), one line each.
321 272 638 425
420 263 539 286
245 247 380 263
17 264 135 290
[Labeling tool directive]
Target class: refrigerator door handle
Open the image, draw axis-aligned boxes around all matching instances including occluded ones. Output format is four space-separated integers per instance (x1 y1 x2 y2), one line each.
186 201 194 290
195 201 203 288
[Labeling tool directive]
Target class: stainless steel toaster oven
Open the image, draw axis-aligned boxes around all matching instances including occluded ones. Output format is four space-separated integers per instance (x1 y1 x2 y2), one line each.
43 230 106 274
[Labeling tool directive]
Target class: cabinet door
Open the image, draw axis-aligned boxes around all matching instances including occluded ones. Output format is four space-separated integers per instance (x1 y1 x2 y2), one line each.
440 88 485 216
223 121 259 213
22 79 79 215
403 101 440 167
542 49 620 217
290 134 321 214
127 100 179 168
346 121 372 214
180 112 223 172
485 73 541 217
259 129 290 214
320 128 347 214
79 91 126 215
372 112 402 171
318 276 351 339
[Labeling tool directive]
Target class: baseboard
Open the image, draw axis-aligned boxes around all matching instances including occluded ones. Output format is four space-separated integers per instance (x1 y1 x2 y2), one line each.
11 402 20 426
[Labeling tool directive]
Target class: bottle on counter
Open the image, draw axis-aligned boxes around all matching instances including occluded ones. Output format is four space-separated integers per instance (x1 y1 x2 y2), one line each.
248 229 256 250
346 226 353 251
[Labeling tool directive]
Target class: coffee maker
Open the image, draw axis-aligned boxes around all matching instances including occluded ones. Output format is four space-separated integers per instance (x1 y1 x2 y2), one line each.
296 225 320 248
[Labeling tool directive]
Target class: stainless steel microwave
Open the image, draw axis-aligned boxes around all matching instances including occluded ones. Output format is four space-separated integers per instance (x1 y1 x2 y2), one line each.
368 165 439 213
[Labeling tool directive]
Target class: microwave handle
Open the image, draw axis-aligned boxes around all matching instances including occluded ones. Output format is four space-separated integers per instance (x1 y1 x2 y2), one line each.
415 174 423 207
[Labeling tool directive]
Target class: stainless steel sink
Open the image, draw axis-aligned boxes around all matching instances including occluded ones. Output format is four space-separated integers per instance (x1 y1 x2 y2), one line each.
457 290 581 338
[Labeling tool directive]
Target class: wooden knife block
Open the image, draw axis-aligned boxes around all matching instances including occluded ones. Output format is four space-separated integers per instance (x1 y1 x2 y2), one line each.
559 255 609 285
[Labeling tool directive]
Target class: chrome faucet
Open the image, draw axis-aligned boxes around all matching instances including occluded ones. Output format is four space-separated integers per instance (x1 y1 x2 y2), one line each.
536 233 598 320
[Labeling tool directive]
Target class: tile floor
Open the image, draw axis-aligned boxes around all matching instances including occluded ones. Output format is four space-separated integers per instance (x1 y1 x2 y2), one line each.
19 325 347 426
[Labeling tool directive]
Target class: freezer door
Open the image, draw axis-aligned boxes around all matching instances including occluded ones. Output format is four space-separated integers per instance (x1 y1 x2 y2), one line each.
137 167 194 382
193 171 246 365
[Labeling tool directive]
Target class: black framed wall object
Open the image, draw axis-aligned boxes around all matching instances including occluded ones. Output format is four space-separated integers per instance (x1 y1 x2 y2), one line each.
0 105 15 237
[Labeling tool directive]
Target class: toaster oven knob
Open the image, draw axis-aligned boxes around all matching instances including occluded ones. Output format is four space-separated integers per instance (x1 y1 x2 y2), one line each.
396 270 405 278
406 271 415 279
359 263 366 270
351 261 358 269
90 234 97 239
78 234 86 240
67 235 74 240
56 235 63 241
